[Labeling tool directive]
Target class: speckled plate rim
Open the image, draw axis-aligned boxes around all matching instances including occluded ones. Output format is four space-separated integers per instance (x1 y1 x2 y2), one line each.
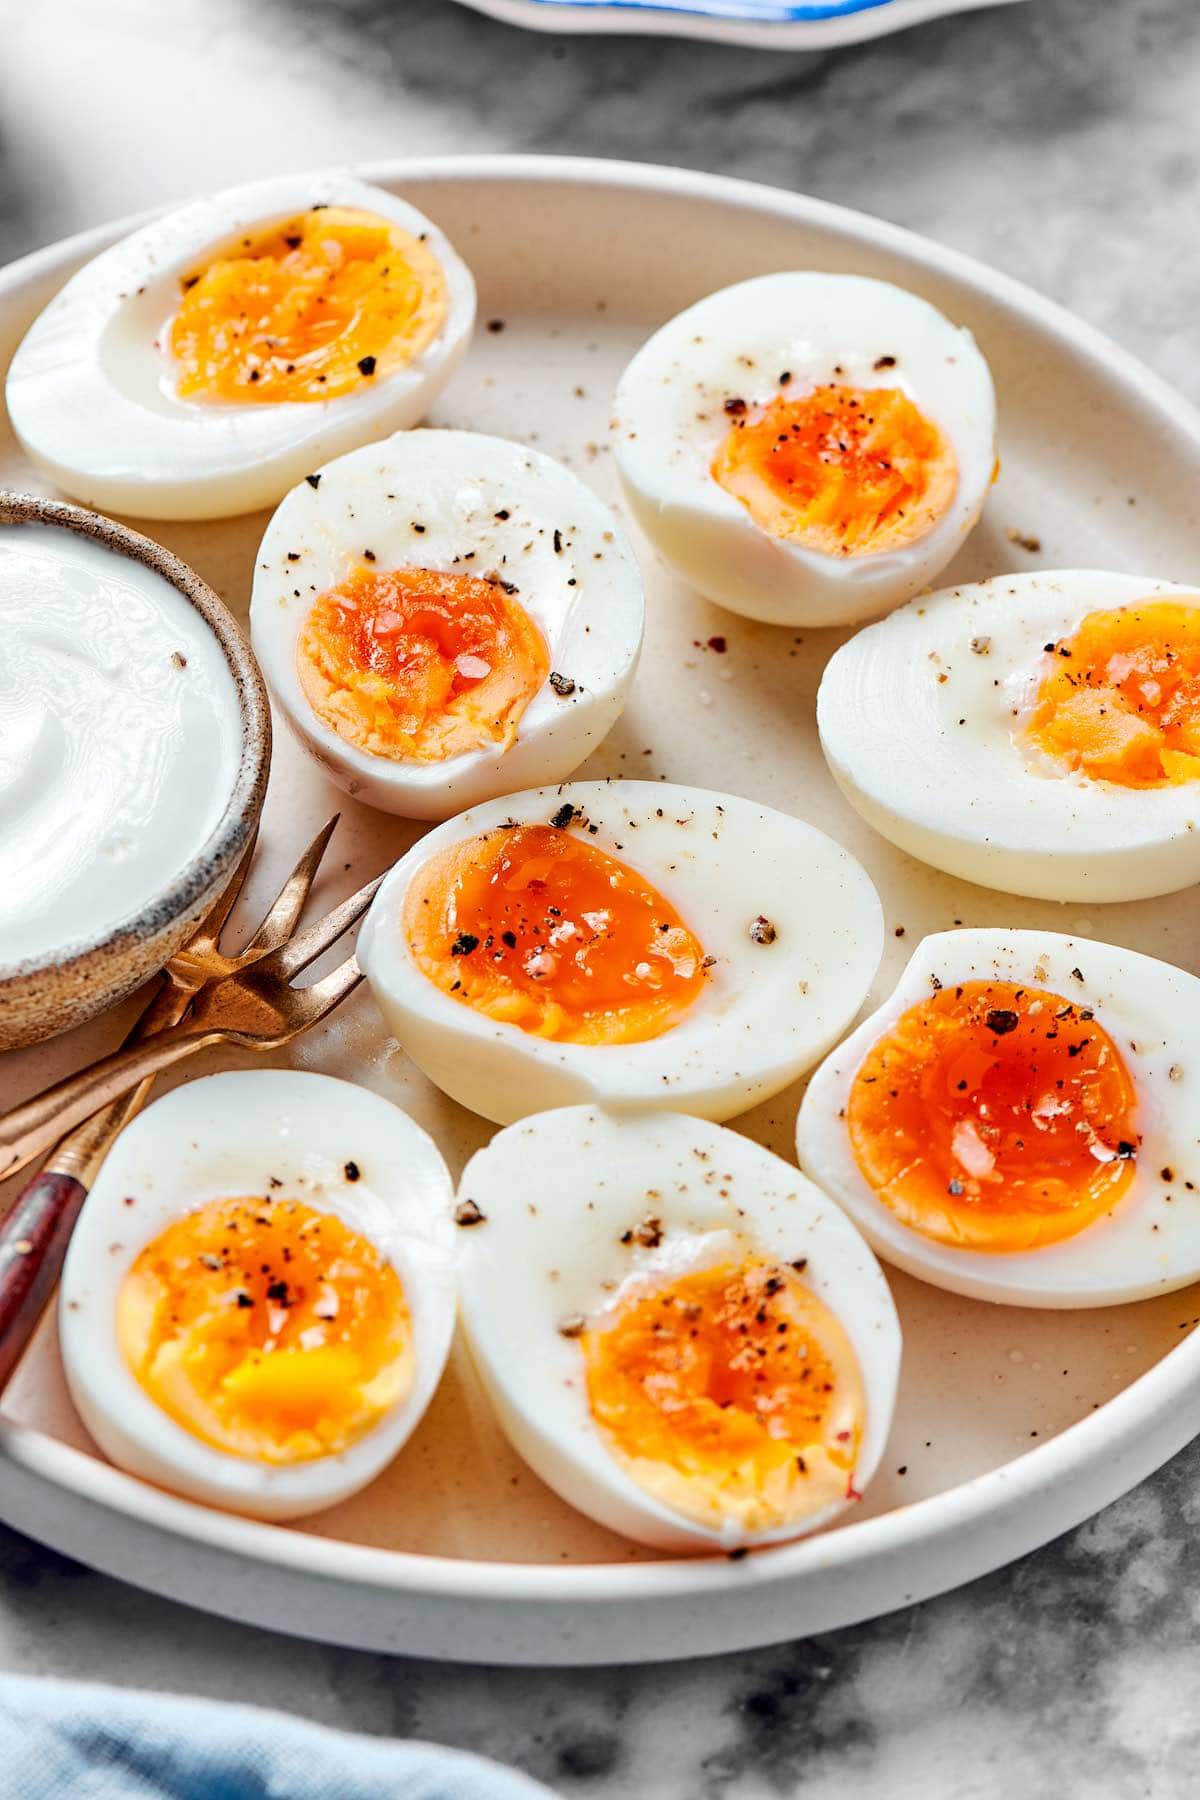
451 0 1026 50
2 153 1200 1664
0 492 272 983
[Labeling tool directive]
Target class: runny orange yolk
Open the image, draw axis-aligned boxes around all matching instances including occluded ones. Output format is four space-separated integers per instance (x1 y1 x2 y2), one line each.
117 1197 411 1463
582 1259 865 1532
169 206 447 404
847 980 1139 1253
711 384 958 557
403 822 707 1045
1026 601 1200 787
296 566 550 763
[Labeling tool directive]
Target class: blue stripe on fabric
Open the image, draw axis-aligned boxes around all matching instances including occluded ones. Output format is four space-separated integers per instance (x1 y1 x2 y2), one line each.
518 0 897 21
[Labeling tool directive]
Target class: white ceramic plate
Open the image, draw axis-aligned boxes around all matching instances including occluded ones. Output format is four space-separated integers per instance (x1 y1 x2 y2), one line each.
453 0 1025 50
2 155 1200 1667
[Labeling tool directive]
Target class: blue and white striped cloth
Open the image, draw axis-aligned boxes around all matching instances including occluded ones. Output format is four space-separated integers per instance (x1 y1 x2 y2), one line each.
0 1676 557 1800
516 0 901 17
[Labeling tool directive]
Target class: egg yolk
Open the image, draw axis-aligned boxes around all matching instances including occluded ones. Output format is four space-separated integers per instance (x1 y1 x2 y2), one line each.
403 821 707 1045
117 1197 411 1463
712 383 958 557
1026 601 1200 787
169 206 447 404
296 565 550 763
847 980 1139 1253
583 1259 865 1534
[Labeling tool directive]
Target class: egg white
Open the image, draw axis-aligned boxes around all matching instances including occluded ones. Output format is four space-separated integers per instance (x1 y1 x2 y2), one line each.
358 779 884 1126
611 272 996 628
250 429 644 819
59 1070 456 1520
6 172 476 521
819 570 1200 903
796 928 1200 1308
455 1105 901 1553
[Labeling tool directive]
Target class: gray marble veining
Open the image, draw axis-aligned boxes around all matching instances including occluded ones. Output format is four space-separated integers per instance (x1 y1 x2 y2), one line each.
2 0 1200 1793
4 1458 1200 1796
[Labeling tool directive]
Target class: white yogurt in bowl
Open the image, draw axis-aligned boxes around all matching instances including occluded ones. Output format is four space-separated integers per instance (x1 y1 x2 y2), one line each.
0 495 270 1049
0 524 244 964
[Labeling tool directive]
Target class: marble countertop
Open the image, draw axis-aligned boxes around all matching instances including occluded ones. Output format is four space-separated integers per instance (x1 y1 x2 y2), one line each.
2 0 1199 1793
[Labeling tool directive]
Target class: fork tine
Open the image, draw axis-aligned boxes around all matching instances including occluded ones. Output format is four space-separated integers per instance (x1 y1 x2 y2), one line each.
294 953 365 1020
190 828 259 952
257 874 384 981
239 814 340 958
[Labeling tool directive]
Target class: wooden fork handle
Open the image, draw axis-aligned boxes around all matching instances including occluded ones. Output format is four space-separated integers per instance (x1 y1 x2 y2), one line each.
0 1169 87 1389
0 1027 221 1185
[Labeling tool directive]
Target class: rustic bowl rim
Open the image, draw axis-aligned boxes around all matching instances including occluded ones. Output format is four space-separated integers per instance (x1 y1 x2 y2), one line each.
0 490 271 988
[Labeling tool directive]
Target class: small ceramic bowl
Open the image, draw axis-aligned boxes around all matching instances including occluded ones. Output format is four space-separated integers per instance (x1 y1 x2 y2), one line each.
0 492 271 1051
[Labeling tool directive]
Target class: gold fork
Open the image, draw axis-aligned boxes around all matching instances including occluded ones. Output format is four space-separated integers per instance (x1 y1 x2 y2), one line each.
0 818 360 1386
0 872 381 1186
1 815 342 1189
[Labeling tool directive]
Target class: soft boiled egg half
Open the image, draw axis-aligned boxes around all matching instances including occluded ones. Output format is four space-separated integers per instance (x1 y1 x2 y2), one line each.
59 1070 456 1520
819 570 1200 902
612 272 996 628
797 929 1200 1308
250 429 643 818
456 1106 901 1553
6 172 475 520
359 780 884 1126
